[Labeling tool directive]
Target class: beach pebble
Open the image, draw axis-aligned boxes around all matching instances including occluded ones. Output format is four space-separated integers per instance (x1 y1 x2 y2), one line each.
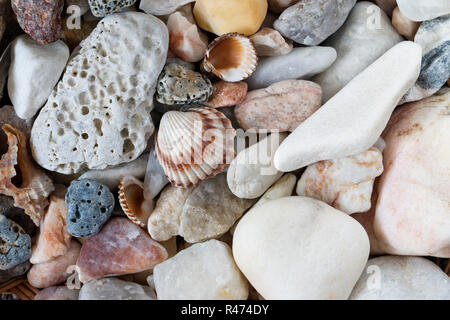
8 35 69 120
0 215 31 270
227 133 287 199
66 179 114 238
139 0 195 16
396 0 450 22
76 217 168 282
249 28 293 57
235 80 321 132
12 0 63 44
274 0 356 46
193 0 268 36
79 278 156 300
246 46 336 90
268 0 299 13
313 2 403 102
207 81 248 108
30 186 71 264
34 286 79 300
233 196 370 299
154 240 248 299
88 0 136 17
392 6 421 41
30 13 167 174
0 261 31 285
27 240 81 288
296 147 383 214
274 41 422 172
255 173 296 206
350 256 450 300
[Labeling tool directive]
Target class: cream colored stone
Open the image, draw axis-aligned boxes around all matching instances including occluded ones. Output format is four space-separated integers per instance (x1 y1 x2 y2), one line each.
255 173 296 206
249 28 293 57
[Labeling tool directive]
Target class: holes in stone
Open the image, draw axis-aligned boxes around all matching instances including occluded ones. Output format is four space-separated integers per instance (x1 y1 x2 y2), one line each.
67 78 76 87
57 114 65 122
80 71 87 78
88 75 96 82
86 183 90 187
93 119 103 136
58 128 64 136
120 128 129 138
101 207 106 213
123 139 135 154
82 133 89 140
79 92 90 105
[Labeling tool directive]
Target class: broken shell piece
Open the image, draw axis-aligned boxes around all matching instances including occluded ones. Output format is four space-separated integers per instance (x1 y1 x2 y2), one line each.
202 33 257 82
0 124 54 226
154 107 236 188
118 175 153 228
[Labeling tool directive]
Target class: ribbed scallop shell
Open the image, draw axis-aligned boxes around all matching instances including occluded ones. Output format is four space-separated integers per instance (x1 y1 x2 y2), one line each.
203 33 257 82
154 107 236 188
118 175 153 228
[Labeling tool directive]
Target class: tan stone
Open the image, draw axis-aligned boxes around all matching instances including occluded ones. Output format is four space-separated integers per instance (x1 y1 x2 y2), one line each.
392 7 421 41
250 28 293 56
207 81 248 108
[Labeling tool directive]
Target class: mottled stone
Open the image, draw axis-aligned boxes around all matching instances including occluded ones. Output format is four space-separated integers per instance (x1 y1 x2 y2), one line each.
207 81 248 108
392 6 421 41
235 80 321 132
79 277 155 300
250 28 293 57
0 261 31 285
34 286 79 300
397 0 450 22
0 215 31 270
88 0 136 17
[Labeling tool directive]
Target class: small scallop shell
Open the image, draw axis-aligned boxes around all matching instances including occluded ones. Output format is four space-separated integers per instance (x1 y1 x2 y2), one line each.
118 176 153 228
202 33 257 82
154 107 236 188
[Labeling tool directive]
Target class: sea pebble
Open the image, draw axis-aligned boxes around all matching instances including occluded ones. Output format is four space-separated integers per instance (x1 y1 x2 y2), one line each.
233 196 370 299
274 41 422 172
255 173 296 206
401 15 450 104
88 0 136 17
350 256 450 300
235 80 321 132
396 0 450 22
27 240 81 288
76 217 168 282
34 286 79 300
392 6 421 41
79 278 156 300
139 0 195 16
0 215 31 270
249 28 293 57
268 0 299 13
313 2 403 102
30 186 71 264
65 179 114 238
0 261 31 285
296 147 383 214
227 133 287 199
154 240 248 300
193 0 267 36
30 12 168 174
207 81 248 108
274 0 356 46
246 46 336 90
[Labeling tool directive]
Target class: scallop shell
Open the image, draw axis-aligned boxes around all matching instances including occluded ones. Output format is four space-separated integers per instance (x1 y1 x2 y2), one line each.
154 107 236 188
118 175 153 228
202 33 257 82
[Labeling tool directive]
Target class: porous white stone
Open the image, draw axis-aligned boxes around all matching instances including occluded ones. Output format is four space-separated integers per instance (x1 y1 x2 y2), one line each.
397 0 450 22
79 277 156 300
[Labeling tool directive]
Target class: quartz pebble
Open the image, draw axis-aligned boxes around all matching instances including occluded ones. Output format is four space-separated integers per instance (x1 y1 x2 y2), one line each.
139 0 195 16
392 6 421 41
396 0 450 22
235 80 321 132
313 2 403 102
0 215 31 270
249 28 293 57
79 278 156 300
246 46 336 90
255 173 296 206
207 81 248 108
274 0 356 46
76 217 168 282
296 147 383 214
268 0 299 13
274 41 422 172
350 256 450 300
154 240 249 300
88 0 136 17
233 196 370 299
34 286 79 300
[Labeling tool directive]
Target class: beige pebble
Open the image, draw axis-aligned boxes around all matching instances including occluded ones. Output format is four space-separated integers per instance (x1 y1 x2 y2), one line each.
392 6 421 41
250 28 293 56
207 81 248 108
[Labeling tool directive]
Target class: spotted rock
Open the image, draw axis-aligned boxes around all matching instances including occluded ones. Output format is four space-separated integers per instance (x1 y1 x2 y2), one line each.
88 0 136 17
0 215 31 270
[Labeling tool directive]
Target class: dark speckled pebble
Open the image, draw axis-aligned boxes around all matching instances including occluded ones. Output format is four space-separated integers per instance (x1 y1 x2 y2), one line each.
0 215 31 270
88 0 136 17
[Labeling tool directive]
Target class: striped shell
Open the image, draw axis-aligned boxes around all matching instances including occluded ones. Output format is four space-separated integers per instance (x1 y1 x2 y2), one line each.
154 107 236 188
118 176 153 227
202 33 257 82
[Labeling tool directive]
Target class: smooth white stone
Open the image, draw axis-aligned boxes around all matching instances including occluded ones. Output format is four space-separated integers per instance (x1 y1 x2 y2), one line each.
139 0 195 15
79 278 156 300
397 0 450 22
255 173 296 206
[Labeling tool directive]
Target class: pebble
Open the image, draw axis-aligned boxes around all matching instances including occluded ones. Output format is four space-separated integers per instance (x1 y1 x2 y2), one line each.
268 0 299 13
228 133 287 199
296 147 383 214
0 261 31 285
235 80 322 132
34 286 79 300
11 0 63 44
30 186 71 264
154 240 249 299
65 179 114 238
401 15 450 104
27 240 81 288
350 256 450 300
79 278 156 300
274 41 422 172
88 0 136 17
76 217 168 282
207 81 248 108
30 12 168 174
396 0 450 22
274 0 356 46
193 0 268 36
8 35 69 120
233 196 369 299
392 6 421 41
246 46 336 90
249 28 293 57
0 215 31 270
313 2 403 102
255 173 296 206
139 0 195 16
